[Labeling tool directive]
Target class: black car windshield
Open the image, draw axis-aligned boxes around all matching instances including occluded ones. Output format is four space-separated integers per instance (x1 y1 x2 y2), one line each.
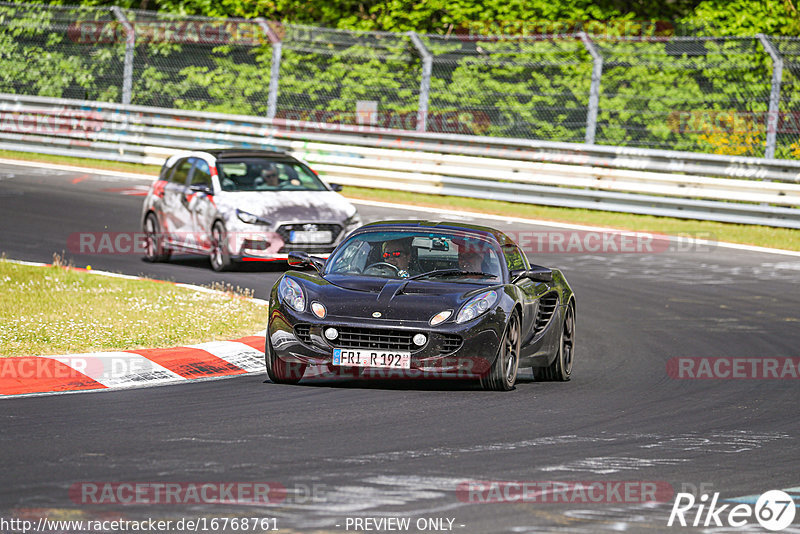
325 230 503 281
217 158 327 192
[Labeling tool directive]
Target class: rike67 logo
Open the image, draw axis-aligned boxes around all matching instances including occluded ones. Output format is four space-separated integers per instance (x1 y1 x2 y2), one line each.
668 490 796 531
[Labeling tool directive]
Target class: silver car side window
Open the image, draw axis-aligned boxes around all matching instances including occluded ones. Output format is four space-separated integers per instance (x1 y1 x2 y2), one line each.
191 160 212 187
170 159 193 185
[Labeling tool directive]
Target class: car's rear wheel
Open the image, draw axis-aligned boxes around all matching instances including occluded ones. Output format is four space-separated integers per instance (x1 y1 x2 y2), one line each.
143 213 171 263
481 312 520 391
210 221 232 272
533 303 574 382
265 336 306 385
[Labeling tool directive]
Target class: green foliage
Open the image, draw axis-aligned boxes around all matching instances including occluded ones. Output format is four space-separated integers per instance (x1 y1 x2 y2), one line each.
1 0 799 157
682 0 800 36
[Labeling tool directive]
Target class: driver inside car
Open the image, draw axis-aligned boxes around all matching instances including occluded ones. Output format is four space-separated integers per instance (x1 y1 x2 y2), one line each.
258 166 279 188
382 238 412 278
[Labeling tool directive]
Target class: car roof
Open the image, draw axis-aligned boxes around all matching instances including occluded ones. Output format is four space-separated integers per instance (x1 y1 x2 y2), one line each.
163 149 297 171
355 220 516 246
205 148 292 160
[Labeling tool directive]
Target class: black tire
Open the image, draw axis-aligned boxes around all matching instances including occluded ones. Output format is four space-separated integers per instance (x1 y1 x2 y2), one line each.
143 212 171 263
533 303 575 382
209 220 232 272
265 335 306 385
481 312 521 391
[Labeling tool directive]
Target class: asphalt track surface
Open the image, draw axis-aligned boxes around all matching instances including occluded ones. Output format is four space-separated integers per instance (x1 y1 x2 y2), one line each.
0 162 799 533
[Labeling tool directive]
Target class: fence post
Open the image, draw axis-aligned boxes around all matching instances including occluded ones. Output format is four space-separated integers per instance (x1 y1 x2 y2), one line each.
257 19 282 120
578 32 603 145
111 7 134 106
758 34 783 159
407 31 432 132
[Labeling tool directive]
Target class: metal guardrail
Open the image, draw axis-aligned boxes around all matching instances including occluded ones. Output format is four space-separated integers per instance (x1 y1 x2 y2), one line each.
1 92 800 229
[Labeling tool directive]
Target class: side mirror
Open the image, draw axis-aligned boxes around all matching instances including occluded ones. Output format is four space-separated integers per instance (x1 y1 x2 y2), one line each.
510 268 527 282
288 252 325 273
528 266 553 282
510 266 553 283
189 184 214 195
287 252 311 268
329 183 344 192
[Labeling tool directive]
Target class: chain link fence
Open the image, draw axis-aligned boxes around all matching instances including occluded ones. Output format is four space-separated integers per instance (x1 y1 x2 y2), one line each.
0 2 124 102
774 37 800 160
424 35 592 140
1 1 798 159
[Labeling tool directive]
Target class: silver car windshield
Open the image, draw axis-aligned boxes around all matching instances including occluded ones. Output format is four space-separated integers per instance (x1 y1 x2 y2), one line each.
325 230 503 281
217 159 327 192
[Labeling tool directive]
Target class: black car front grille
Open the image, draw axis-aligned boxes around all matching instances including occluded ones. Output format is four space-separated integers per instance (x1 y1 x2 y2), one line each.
440 334 463 354
277 223 342 245
294 324 312 345
332 327 414 351
534 292 559 335
329 327 463 354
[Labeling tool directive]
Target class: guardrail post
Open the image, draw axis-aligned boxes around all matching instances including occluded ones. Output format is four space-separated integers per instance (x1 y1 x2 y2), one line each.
758 34 783 160
579 32 603 145
257 19 282 120
407 31 432 132
111 7 134 106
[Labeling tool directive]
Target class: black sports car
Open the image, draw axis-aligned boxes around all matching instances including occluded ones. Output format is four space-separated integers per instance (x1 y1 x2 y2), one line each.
266 221 575 390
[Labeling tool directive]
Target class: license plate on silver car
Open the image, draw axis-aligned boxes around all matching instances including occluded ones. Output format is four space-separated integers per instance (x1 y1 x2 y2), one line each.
332 348 411 369
290 230 332 244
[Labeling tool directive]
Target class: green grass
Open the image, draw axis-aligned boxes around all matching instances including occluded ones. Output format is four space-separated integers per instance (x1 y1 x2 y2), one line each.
0 150 160 175
1 148 797 251
0 259 267 357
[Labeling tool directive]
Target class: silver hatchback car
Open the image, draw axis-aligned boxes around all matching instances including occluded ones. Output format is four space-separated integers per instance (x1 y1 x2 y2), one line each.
141 149 361 271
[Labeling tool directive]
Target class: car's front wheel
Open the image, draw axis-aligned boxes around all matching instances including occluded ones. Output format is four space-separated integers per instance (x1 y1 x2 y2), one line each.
143 213 171 263
209 221 232 272
265 336 306 385
533 303 574 381
481 312 520 391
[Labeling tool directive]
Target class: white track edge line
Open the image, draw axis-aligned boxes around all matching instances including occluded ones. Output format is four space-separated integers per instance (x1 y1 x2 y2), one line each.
1 157 797 257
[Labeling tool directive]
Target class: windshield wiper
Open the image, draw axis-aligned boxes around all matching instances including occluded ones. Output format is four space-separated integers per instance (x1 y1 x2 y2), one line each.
408 269 498 280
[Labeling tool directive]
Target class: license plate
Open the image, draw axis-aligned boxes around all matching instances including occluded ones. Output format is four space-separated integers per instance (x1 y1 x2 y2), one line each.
290 230 332 244
332 348 411 369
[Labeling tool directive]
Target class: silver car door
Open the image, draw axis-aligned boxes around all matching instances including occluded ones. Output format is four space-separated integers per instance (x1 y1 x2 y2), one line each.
187 158 217 252
163 158 194 248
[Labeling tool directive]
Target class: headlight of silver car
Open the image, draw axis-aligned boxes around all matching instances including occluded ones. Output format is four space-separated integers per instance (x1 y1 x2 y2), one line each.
455 290 498 324
278 277 306 312
237 209 272 225
344 211 361 227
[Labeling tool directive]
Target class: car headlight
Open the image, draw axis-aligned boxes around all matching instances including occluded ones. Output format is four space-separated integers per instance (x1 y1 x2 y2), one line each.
455 290 498 324
344 212 361 227
237 209 272 225
430 310 452 326
278 277 305 312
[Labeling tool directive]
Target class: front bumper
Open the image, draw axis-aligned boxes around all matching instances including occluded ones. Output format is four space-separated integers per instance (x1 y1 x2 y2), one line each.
227 222 357 261
268 308 502 378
